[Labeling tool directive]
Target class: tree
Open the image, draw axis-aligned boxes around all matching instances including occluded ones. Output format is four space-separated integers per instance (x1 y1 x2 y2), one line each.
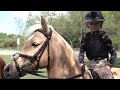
14 17 25 35
22 11 120 49
59 11 87 48
25 12 39 29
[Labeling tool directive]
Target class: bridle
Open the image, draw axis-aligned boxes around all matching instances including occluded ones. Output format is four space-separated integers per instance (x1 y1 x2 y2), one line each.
12 29 52 77
12 28 86 79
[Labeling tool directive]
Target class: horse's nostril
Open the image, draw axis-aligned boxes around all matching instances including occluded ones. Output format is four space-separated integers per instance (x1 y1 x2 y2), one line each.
5 66 11 74
6 66 9 71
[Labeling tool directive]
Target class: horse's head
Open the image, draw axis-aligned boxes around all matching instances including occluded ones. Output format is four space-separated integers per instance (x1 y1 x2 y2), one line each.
4 16 53 79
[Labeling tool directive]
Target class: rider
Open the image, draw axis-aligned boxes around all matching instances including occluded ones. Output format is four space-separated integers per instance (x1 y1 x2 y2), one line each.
78 11 117 79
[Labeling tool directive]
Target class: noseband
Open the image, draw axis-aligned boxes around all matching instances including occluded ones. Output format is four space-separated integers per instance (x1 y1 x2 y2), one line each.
12 29 86 79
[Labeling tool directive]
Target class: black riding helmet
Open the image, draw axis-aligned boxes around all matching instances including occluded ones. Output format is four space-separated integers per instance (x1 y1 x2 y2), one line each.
85 11 105 29
85 11 105 23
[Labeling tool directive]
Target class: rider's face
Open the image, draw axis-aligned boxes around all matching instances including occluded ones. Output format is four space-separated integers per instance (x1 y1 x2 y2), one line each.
87 21 101 32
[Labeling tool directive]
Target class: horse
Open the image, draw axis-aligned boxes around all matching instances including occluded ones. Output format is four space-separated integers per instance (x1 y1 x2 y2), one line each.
4 16 91 79
0 56 6 79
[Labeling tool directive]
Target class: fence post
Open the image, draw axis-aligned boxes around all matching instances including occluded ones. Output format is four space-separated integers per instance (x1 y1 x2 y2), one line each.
17 38 20 49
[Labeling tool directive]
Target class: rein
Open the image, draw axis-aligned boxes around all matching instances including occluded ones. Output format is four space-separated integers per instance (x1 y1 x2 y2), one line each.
20 65 86 79
23 71 84 79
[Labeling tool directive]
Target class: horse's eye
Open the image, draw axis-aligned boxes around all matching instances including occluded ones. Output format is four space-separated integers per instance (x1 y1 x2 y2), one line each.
32 42 40 47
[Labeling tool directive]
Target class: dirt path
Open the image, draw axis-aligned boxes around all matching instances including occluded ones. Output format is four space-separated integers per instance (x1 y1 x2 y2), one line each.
0 50 18 55
111 67 120 79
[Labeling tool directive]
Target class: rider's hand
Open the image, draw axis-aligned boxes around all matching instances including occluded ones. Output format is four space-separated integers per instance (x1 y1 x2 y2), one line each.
80 63 90 79
102 65 111 79
80 63 89 71
78 55 84 63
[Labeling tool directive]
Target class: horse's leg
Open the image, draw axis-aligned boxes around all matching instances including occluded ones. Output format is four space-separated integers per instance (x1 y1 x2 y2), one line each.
0 58 6 79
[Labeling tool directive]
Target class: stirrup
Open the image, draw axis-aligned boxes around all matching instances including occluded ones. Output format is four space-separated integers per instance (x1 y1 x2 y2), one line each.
88 70 94 79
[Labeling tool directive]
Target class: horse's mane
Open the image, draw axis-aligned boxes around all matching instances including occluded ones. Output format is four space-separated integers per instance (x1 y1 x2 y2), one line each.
50 26 74 53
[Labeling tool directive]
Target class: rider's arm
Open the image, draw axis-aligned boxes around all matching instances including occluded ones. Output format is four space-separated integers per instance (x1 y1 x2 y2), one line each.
103 34 117 67
78 36 86 64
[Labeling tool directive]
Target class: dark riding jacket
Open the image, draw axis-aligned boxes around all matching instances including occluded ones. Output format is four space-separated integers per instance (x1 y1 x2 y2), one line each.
78 30 117 67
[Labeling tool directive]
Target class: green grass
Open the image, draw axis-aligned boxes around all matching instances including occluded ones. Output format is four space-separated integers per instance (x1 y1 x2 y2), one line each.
0 55 11 64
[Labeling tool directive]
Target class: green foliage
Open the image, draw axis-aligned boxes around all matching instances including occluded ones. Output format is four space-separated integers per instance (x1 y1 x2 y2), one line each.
25 12 39 29
2 11 120 51
111 36 120 50
13 11 120 50
14 17 25 35
0 33 25 49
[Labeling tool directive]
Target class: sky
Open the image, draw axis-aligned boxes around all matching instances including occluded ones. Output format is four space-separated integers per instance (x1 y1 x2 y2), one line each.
0 11 41 35
0 11 67 35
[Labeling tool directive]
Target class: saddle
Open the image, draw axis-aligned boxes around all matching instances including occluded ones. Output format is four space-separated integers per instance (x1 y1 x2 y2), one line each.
81 64 101 79
88 69 101 79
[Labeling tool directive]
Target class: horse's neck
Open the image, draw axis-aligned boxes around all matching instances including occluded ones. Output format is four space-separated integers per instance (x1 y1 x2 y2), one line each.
47 31 81 79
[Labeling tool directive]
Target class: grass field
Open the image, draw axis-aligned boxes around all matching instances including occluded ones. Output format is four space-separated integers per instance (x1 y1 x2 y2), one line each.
1 55 120 79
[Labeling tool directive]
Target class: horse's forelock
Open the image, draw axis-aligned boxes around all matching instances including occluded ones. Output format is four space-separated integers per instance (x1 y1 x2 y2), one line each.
25 24 42 39
25 24 54 39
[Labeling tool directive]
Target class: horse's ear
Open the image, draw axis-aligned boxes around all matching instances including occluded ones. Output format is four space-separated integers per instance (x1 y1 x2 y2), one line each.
41 16 49 33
